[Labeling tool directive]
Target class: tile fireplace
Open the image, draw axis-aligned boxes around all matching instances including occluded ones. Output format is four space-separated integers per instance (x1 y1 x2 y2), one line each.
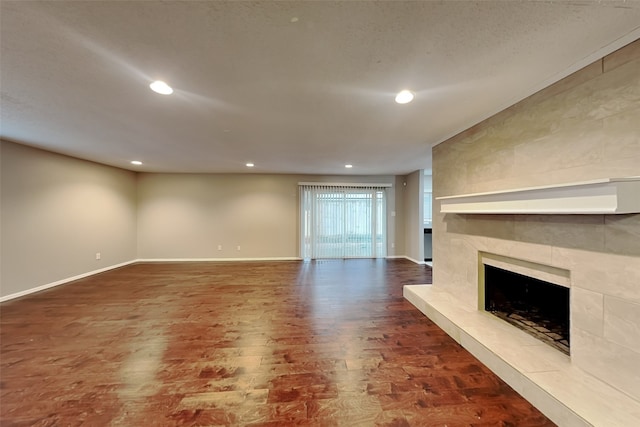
484 264 570 355
424 38 640 426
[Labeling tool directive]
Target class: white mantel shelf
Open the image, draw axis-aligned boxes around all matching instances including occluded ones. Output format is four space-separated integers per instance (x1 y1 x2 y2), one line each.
437 177 640 214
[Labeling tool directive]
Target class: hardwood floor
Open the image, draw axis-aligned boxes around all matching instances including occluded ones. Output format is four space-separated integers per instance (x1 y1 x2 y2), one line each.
1 260 554 426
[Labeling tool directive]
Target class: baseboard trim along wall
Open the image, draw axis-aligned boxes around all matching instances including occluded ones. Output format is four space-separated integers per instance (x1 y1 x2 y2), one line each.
0 260 138 303
1 256 423 302
389 255 427 265
136 257 302 262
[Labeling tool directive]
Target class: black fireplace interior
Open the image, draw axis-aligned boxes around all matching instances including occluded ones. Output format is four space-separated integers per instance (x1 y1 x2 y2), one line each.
484 265 570 355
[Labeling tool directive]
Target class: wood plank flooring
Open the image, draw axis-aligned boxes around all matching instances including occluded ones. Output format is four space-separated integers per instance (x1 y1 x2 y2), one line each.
0 260 554 426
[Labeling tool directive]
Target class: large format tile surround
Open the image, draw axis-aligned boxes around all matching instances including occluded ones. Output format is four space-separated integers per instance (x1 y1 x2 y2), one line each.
412 40 640 425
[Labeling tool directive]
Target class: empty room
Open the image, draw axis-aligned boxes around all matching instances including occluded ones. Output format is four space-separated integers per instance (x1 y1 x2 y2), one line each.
1 1 639 426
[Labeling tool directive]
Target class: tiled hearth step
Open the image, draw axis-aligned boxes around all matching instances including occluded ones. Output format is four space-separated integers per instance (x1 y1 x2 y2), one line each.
404 284 640 427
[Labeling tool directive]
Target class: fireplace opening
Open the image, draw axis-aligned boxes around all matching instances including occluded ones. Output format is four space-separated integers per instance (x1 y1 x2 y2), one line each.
484 265 570 355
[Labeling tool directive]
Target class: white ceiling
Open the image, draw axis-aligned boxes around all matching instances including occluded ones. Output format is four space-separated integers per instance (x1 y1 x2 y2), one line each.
2 1 640 175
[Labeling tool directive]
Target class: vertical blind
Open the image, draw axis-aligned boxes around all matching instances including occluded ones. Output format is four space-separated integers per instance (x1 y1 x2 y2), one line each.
299 183 389 259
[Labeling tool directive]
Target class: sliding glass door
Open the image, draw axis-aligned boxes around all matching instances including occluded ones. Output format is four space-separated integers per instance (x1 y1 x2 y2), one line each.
300 184 387 259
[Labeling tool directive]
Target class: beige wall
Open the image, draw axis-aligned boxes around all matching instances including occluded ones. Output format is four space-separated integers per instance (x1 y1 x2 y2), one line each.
393 175 406 256
1 141 413 298
137 173 401 259
402 170 424 263
1 141 137 298
433 40 640 400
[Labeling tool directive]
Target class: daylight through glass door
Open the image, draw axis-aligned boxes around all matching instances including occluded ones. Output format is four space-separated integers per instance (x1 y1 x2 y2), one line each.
300 184 387 259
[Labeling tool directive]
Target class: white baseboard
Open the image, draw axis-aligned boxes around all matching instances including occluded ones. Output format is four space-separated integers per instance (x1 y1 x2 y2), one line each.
396 256 427 265
0 259 137 302
386 255 427 265
2 256 419 302
136 257 302 262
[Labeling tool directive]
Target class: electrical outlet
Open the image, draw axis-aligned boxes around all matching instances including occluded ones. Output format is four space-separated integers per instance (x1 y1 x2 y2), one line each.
96 252 101 260
237 245 241 251
218 245 222 251
391 243 395 249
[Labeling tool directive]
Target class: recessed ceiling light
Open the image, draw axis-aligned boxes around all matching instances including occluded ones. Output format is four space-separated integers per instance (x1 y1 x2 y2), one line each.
246 163 255 167
395 90 414 104
131 160 143 165
149 80 173 95
345 164 353 169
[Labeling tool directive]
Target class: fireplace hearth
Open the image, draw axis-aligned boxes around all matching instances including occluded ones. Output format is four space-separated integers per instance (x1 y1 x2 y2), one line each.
484 265 570 355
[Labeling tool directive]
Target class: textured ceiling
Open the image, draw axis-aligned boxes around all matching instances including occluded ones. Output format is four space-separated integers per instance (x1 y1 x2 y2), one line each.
2 1 640 174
